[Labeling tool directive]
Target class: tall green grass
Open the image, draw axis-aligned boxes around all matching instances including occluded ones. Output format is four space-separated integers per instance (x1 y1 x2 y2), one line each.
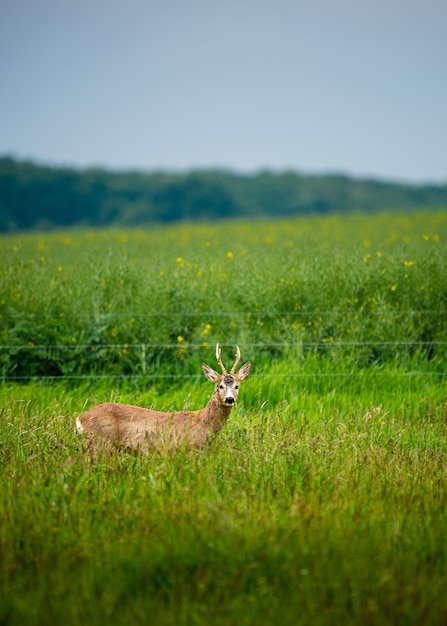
1 381 447 625
1 211 447 380
1 211 447 624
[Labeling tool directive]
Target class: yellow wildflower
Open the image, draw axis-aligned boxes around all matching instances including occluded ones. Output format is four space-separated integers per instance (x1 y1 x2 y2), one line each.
202 323 212 336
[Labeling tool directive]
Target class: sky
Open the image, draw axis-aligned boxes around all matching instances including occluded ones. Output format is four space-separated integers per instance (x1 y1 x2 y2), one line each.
1 0 446 184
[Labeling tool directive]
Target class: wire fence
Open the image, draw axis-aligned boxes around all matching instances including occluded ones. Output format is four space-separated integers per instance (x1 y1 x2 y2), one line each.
2 309 446 382
1 309 447 319
3 371 446 382
1 341 447 350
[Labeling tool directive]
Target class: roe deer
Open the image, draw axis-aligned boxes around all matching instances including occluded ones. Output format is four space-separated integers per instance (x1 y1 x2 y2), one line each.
76 343 251 454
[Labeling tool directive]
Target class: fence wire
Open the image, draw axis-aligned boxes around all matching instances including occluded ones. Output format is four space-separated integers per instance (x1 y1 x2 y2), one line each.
2 309 446 382
1 341 447 350
1 309 447 319
3 371 445 382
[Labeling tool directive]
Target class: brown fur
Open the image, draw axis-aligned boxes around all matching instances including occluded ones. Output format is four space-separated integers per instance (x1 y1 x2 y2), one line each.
76 345 251 455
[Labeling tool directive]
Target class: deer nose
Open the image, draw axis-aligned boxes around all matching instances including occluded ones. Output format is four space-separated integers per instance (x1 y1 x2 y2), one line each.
225 397 235 404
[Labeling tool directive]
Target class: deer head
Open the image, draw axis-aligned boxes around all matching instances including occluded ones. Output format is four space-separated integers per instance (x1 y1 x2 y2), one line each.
202 343 251 406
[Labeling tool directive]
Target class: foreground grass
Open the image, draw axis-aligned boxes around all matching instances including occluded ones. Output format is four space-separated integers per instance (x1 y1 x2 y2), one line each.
1 377 447 625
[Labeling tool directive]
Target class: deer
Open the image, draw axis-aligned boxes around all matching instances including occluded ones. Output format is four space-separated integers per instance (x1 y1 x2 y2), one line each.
76 343 251 455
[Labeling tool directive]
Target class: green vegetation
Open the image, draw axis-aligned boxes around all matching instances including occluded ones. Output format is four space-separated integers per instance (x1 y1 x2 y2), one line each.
1 155 447 231
1 211 447 624
1 211 447 381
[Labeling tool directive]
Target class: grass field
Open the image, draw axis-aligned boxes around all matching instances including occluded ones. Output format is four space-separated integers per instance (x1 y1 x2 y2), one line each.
1 211 447 625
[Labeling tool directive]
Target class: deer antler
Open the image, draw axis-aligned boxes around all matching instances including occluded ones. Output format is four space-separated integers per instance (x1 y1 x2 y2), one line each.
230 345 241 374
215 343 227 374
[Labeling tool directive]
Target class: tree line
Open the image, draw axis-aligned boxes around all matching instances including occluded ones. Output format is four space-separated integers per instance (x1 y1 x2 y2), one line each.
1 155 446 232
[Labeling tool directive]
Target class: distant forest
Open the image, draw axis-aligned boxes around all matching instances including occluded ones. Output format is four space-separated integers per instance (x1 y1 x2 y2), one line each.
1 156 447 232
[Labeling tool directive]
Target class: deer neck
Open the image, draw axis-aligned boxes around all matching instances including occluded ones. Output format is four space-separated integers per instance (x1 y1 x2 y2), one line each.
201 389 233 433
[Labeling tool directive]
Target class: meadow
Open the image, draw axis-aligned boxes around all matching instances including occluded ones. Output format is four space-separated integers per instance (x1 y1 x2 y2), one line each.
1 211 447 625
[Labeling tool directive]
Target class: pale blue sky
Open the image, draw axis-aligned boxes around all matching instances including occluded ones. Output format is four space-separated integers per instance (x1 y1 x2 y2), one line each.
1 0 446 183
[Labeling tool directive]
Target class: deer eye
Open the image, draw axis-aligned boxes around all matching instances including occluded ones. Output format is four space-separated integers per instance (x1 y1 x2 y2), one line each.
219 384 225 390
234 385 239 390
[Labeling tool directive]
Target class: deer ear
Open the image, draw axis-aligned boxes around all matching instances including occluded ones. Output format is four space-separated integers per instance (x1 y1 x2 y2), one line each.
237 361 251 381
202 363 220 383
